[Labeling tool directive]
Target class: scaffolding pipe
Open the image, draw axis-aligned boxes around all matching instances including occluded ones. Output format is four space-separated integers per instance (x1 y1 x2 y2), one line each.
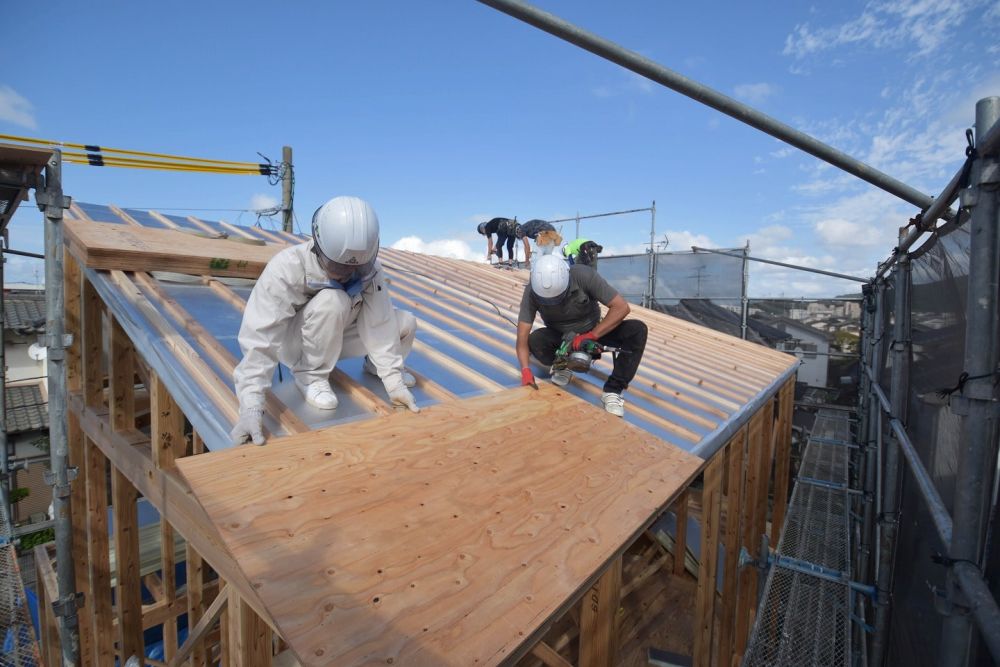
475 0 948 217
740 241 750 340
281 145 293 233
691 246 869 283
872 257 909 667
3 247 45 260
939 96 1000 667
877 112 1000 280
646 201 656 308
0 235 8 523
38 149 79 666
864 367 954 547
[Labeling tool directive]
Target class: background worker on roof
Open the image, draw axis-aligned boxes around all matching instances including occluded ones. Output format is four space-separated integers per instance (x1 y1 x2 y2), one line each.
515 218 561 266
563 238 603 268
230 195 419 446
516 254 647 416
477 216 520 265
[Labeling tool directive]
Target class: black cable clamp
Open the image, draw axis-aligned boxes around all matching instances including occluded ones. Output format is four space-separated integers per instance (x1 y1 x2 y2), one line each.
931 552 982 574
936 367 1000 399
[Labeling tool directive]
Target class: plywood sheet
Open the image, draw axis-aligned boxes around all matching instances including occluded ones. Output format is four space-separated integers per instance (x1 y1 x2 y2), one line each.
176 386 703 666
64 218 279 278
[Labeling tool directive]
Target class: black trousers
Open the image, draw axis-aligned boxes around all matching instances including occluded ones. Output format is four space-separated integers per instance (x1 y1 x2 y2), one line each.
495 233 515 259
528 319 648 394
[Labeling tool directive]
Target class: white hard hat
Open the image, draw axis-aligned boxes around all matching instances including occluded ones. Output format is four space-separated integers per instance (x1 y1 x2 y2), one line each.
530 254 570 305
311 196 380 281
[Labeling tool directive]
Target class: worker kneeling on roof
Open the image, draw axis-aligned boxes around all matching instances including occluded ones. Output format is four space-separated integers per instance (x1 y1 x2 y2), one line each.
516 254 647 417
231 196 419 446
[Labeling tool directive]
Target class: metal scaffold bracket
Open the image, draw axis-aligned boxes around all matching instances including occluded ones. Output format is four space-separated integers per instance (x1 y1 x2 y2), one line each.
51 592 84 618
43 466 79 498
34 191 72 210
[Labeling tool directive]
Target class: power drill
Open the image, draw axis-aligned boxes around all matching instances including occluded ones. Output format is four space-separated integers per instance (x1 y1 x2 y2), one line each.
552 336 626 373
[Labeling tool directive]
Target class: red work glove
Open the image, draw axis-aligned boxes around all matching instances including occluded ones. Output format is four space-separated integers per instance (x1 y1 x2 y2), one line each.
571 331 598 351
521 367 536 386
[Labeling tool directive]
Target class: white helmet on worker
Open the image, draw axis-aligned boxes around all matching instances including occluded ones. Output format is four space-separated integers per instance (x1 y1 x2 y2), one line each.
530 254 570 305
311 196 380 282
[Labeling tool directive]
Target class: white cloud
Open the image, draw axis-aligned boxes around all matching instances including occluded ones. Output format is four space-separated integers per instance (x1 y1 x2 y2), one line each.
391 235 484 262
591 71 656 98
733 83 778 105
783 0 986 59
0 85 37 129
814 218 884 246
250 194 279 211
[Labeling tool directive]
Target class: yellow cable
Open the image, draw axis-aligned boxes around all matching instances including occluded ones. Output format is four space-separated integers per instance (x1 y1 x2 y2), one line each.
62 156 262 176
62 149 265 173
0 132 270 169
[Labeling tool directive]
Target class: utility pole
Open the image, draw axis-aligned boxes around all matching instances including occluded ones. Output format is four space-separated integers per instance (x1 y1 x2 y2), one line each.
281 145 294 233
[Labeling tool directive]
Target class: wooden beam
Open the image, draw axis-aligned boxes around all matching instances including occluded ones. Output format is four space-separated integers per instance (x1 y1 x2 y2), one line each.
692 455 724 667
84 436 115 664
718 430 748 667
770 380 794 546
151 372 182 660
64 218 278 278
133 272 308 434
673 490 689 577
106 270 240 425
34 544 60 666
63 249 96 665
82 277 104 409
168 584 230 667
112 464 143 663
531 641 574 667
734 411 766 658
227 587 273 667
578 557 623 667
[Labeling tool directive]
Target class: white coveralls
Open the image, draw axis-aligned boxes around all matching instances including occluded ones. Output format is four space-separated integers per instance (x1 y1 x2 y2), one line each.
233 240 415 410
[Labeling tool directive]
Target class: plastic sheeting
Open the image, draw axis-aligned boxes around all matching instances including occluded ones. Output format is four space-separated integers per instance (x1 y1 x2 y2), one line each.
598 249 745 304
887 225 970 667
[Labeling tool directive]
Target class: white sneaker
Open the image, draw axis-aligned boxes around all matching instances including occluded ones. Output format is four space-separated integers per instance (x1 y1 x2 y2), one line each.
302 380 338 410
602 392 625 417
363 356 416 388
550 367 573 387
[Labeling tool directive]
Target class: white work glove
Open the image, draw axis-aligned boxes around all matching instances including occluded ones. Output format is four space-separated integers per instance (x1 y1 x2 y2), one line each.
230 406 265 446
388 386 420 413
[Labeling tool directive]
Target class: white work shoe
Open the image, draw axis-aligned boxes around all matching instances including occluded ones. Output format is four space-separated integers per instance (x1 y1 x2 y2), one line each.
363 356 416 388
601 392 625 417
302 380 338 410
550 367 573 387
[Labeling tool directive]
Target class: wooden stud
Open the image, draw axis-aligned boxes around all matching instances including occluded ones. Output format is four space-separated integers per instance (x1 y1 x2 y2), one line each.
186 543 208 667
82 277 104 409
734 411 766 658
692 455 724 667
718 429 748 667
227 587 273 667
34 544 60 666
112 464 143 663
770 380 794 546
673 490 690 577
151 372 183 659
85 437 115 664
578 557 623 667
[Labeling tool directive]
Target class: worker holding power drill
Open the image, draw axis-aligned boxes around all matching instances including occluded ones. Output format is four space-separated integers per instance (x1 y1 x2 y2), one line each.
515 254 648 416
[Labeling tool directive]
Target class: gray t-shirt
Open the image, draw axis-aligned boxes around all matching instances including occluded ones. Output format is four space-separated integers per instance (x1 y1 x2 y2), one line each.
518 264 620 334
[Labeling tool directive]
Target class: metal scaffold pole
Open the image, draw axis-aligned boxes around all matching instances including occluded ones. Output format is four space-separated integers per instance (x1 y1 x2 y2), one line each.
0 233 8 523
871 255 909 667
36 149 80 666
646 200 656 309
281 145 294 233
939 96 1000 667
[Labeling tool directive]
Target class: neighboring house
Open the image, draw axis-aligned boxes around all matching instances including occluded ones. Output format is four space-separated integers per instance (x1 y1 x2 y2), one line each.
5 382 49 523
655 299 792 347
770 318 831 388
3 288 49 524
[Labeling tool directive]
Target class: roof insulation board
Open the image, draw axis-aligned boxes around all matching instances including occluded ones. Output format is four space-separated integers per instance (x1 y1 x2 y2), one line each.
65 202 798 459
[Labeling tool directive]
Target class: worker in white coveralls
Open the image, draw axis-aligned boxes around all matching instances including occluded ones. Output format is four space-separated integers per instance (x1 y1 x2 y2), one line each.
230 196 419 446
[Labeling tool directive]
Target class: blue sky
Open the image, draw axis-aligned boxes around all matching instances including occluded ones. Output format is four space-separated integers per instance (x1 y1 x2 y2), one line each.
2 1 998 296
